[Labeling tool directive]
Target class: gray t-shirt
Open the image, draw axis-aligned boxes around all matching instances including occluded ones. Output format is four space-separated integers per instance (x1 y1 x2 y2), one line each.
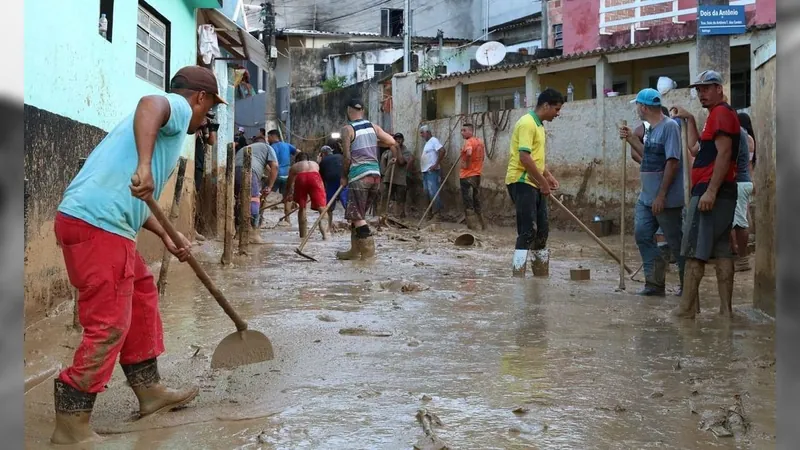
735 127 752 183
639 117 684 208
380 144 413 186
235 142 277 179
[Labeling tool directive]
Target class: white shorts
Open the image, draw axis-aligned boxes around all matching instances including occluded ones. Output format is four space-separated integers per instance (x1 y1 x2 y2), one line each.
733 181 753 229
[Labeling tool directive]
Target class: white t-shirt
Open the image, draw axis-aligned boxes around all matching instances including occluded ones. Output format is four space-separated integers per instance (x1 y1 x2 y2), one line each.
421 137 443 173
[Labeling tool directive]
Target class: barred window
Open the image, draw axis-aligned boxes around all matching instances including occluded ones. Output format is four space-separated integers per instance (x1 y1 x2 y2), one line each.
136 4 169 90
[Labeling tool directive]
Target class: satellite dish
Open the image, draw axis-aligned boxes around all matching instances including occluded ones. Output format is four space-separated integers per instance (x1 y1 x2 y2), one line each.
475 41 507 66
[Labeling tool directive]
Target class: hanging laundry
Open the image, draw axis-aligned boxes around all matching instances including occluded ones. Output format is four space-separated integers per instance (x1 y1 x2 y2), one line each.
198 24 221 65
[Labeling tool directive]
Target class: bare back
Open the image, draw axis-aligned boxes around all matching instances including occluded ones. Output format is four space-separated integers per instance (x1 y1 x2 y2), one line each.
291 160 320 174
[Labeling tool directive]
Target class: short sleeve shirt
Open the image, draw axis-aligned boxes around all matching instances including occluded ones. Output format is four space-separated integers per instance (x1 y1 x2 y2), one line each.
639 117 684 208
421 137 443 173
505 112 545 188
236 142 277 180
692 102 741 198
460 137 485 179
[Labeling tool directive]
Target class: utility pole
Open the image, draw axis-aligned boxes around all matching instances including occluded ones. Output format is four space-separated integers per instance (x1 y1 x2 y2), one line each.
262 2 278 134
403 0 411 72
696 0 731 96
436 29 444 68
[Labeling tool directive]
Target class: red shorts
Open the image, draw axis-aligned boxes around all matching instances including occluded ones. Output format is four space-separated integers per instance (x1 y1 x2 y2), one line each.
293 171 326 210
54 213 164 393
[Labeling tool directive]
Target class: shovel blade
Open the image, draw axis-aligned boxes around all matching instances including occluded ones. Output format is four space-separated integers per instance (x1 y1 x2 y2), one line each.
210 330 274 370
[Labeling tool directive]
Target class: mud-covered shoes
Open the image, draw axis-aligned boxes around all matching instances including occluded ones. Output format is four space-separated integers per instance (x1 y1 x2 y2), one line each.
51 379 102 445
121 358 199 418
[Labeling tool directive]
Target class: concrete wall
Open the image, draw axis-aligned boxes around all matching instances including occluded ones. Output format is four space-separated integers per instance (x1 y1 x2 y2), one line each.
23 0 204 322
490 0 542 29
412 88 706 230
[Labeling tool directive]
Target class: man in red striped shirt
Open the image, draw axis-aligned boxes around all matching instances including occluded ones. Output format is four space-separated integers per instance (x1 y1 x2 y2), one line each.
671 70 740 319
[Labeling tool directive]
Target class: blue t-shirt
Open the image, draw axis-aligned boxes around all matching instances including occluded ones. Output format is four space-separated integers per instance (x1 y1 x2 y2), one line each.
271 141 297 178
639 117 684 208
735 127 752 183
58 94 192 241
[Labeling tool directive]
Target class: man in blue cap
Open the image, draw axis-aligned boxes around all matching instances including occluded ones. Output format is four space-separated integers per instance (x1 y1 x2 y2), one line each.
619 88 685 297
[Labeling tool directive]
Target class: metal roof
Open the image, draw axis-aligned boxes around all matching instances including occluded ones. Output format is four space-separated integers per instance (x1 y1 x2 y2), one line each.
425 23 776 84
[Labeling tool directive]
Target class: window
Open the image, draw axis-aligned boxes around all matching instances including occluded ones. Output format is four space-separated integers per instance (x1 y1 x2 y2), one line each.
380 9 404 37
590 80 630 98
136 3 170 90
488 95 516 111
99 0 115 42
730 68 751 110
552 24 563 49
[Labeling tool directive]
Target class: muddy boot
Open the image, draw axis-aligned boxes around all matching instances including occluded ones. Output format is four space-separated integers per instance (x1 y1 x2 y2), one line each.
360 236 376 259
716 258 735 317
477 212 487 231
531 249 550 277
671 259 705 319
394 201 405 219
51 379 102 445
298 209 308 238
336 227 361 260
512 249 528 277
464 209 480 230
121 358 199 418
249 225 265 244
638 257 667 296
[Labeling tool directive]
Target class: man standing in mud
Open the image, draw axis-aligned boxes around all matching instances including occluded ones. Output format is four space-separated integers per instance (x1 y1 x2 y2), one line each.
267 129 300 227
51 66 226 445
234 139 278 244
506 88 563 277
337 98 398 260
670 70 740 318
459 123 486 230
619 89 685 297
284 152 329 239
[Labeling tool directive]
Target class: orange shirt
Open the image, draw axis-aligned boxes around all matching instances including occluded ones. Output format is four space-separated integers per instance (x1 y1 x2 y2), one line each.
460 136 485 179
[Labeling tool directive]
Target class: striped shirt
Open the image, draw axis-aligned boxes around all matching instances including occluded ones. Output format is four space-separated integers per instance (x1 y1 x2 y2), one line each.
348 119 381 181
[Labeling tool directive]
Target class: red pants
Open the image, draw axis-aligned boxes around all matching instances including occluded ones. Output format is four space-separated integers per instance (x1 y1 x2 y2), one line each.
54 213 164 393
293 171 326 210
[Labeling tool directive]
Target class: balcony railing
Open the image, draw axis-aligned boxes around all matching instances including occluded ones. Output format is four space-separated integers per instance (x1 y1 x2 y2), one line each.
599 0 755 44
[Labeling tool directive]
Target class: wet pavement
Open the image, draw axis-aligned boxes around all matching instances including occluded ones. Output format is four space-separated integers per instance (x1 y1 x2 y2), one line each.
24 210 775 449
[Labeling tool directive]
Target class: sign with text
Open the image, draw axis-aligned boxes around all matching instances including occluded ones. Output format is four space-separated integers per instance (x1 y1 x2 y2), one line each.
698 5 746 36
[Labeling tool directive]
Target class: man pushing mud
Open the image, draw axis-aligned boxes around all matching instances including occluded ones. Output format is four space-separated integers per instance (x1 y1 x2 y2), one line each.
284 152 329 239
51 66 226 445
337 98 398 260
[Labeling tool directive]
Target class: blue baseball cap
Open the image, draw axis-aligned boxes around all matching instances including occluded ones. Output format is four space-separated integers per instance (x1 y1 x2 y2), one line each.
630 88 662 106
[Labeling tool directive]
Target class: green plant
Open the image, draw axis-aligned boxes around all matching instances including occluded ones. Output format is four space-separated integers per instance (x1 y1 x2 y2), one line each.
322 76 348 92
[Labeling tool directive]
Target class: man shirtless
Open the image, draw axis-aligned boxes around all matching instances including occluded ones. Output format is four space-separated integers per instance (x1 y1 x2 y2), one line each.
284 153 329 239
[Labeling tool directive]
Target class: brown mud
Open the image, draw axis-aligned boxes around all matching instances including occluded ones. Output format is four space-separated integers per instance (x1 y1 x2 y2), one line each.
24 208 775 449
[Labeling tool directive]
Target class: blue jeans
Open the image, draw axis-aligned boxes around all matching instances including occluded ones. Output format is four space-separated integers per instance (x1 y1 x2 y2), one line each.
423 170 443 212
634 200 685 290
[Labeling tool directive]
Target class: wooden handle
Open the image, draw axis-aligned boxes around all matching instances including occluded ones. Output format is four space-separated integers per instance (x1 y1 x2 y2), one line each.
384 163 396 215
297 185 344 252
144 196 249 332
416 154 462 229
619 120 627 288
550 195 634 274
259 199 284 213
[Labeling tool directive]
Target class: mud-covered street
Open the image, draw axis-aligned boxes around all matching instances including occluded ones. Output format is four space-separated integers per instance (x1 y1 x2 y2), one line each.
24 209 775 449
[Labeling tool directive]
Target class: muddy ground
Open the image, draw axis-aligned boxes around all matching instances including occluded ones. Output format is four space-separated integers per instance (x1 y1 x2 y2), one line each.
24 208 775 449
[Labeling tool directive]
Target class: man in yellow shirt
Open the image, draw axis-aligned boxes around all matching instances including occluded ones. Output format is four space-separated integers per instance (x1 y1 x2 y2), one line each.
506 88 564 277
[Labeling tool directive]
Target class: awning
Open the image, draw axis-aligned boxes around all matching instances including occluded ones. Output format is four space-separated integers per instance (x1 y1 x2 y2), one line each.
198 8 269 71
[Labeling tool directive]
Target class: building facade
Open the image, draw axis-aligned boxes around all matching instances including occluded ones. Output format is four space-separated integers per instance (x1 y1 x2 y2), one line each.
23 0 223 322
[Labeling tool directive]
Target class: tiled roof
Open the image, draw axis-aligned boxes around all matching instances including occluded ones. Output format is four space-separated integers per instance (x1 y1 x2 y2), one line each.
426 23 776 84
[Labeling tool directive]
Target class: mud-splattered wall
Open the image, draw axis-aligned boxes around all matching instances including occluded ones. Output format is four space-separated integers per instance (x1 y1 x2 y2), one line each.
415 88 707 231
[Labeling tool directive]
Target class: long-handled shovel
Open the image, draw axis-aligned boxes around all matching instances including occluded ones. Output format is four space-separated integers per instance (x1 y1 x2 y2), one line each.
295 185 344 261
382 163 396 222
416 155 463 229
549 195 635 274
142 193 274 370
619 120 628 291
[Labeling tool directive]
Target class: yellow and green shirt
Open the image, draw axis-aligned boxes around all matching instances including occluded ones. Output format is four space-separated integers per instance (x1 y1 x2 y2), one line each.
505 111 546 187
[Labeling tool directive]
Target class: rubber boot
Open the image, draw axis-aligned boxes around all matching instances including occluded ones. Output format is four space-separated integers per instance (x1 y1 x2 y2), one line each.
394 201 405 219
336 227 361 260
638 256 667 296
531 249 550 277
512 249 528 277
477 212 487 231
672 259 704 319
716 258 735 317
465 209 480 231
298 209 308 238
249 224 265 244
121 358 199 418
51 379 102 445
360 236 376 259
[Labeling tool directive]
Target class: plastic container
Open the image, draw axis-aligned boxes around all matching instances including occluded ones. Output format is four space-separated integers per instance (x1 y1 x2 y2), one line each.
99 14 108 38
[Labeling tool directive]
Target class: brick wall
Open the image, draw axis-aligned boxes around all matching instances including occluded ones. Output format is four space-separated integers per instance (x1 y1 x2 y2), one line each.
601 0 674 34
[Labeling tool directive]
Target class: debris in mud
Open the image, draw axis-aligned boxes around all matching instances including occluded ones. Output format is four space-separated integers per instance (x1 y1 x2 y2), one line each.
414 408 450 450
338 327 393 337
698 394 750 438
317 314 338 322
357 389 381 399
649 392 664 399
512 406 530 415
408 338 421 347
421 394 433 402
508 426 521 434
595 404 627 413
673 360 682 371
378 279 430 293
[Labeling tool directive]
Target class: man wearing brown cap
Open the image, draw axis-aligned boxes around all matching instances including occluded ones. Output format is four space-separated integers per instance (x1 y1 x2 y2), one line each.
670 70 741 319
51 66 226 444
